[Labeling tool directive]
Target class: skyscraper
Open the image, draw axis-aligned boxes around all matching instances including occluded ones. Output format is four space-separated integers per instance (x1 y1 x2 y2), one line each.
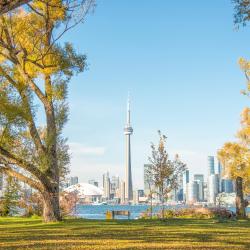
70 176 78 186
183 169 190 202
218 161 222 176
187 181 199 203
119 180 125 204
194 174 204 183
194 174 204 201
218 161 223 192
222 179 234 193
208 156 218 204
124 96 133 202
103 172 111 200
110 175 120 199
208 156 215 176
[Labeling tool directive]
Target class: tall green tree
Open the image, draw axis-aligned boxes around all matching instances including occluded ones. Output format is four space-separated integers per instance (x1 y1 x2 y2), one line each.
148 131 186 219
0 0 95 222
0 176 20 216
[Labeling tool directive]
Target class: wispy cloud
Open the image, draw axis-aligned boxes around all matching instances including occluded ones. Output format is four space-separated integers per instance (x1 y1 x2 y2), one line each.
69 142 106 156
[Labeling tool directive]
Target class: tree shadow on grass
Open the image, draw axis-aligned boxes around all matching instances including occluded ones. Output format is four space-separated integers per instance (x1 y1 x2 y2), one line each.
0 218 249 249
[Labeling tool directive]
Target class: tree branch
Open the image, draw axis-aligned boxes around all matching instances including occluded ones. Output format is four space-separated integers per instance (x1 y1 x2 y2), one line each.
0 145 51 188
0 164 43 192
0 16 49 109
0 65 46 155
0 0 31 15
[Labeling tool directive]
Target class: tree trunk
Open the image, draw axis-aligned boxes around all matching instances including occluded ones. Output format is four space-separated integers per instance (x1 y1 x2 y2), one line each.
42 188 61 222
150 194 153 219
235 176 246 219
162 201 165 219
161 189 165 219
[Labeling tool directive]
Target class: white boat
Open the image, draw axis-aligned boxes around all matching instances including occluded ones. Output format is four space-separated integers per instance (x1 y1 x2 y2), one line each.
92 201 107 205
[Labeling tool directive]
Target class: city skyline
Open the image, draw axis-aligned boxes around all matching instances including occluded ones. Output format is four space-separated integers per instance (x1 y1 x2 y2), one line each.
61 154 235 206
68 94 231 189
63 1 249 188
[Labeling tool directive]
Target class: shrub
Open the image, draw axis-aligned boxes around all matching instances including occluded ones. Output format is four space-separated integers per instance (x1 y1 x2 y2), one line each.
140 207 236 220
18 191 79 218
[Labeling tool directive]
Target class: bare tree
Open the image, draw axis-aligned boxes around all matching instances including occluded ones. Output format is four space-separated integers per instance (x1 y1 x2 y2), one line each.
148 131 186 219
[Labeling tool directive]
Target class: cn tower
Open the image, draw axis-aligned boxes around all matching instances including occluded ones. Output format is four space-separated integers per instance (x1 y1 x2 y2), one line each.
124 96 133 202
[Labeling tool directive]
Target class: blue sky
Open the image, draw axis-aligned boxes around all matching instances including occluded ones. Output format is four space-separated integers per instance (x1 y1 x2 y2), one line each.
61 0 249 188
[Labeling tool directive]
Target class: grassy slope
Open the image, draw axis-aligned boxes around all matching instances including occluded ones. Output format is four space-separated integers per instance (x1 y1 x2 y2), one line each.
0 217 249 250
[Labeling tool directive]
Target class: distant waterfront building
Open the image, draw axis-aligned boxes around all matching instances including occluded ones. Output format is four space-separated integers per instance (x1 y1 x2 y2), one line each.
171 174 184 202
88 179 99 187
176 174 184 202
215 174 220 194
102 173 105 189
137 189 144 198
183 169 190 202
124 96 133 202
133 189 145 204
119 180 125 204
203 182 208 201
208 175 216 204
194 174 204 201
133 190 139 204
207 156 220 204
70 176 79 186
221 179 234 193
187 181 199 203
111 176 120 188
103 172 111 200
110 175 120 199
218 161 223 192
65 183 103 203
208 156 215 176
194 174 204 183
208 174 220 204
218 161 222 176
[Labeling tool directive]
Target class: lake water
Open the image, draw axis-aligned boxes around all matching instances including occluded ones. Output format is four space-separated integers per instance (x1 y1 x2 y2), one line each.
76 204 250 220
76 205 152 219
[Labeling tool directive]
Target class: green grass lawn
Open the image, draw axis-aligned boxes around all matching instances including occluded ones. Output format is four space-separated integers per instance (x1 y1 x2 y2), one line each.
0 217 249 250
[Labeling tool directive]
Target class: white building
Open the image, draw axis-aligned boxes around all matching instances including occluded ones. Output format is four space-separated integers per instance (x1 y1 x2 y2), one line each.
208 174 219 204
119 180 125 204
103 172 111 200
187 181 199 203
65 183 103 203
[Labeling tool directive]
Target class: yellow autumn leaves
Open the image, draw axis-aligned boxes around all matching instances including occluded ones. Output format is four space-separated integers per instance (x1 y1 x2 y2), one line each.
0 0 67 77
218 61 250 194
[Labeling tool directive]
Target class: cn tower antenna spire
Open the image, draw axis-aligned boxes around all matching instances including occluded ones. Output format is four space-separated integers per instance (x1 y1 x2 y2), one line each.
127 93 131 126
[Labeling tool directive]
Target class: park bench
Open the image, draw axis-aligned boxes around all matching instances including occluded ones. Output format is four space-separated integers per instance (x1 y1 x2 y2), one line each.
106 210 130 220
